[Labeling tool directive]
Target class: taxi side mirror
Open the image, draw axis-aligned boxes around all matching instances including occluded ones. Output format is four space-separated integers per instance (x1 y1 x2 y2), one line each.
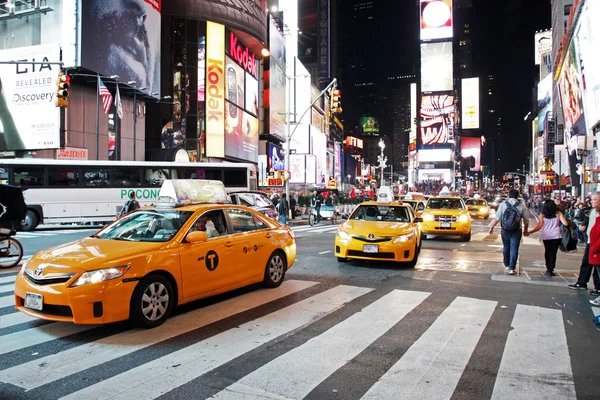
186 231 208 243
414 217 423 223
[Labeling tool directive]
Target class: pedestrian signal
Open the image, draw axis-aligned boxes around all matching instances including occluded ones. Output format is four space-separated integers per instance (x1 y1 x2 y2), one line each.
55 72 70 108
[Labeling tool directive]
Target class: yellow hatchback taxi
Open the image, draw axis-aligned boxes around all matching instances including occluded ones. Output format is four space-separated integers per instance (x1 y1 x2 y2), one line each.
13 180 296 328
421 195 472 242
466 198 490 219
334 201 422 267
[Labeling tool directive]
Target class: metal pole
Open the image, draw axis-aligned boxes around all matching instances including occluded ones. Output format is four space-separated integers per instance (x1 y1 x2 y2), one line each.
285 75 292 202
133 90 137 161
558 149 561 196
380 146 384 188
95 74 99 160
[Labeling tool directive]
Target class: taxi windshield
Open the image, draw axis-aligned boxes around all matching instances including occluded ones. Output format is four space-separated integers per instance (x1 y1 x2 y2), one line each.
427 198 465 210
95 210 194 242
466 200 487 206
351 205 411 222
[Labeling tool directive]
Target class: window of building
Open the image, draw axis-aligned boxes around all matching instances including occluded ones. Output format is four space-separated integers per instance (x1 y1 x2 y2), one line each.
564 5 571 15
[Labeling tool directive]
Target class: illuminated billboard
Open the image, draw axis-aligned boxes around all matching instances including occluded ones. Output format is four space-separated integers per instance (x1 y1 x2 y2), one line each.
461 78 479 130
558 38 586 153
420 0 453 40
410 83 417 141
460 137 481 172
81 0 161 97
0 44 61 151
268 15 287 141
575 1 600 131
268 142 285 171
421 42 453 92
205 22 225 158
420 94 455 146
534 30 552 65
360 116 379 133
224 102 258 162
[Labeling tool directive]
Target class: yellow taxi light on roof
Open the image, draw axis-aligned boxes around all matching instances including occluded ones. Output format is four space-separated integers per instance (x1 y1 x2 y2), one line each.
157 180 230 207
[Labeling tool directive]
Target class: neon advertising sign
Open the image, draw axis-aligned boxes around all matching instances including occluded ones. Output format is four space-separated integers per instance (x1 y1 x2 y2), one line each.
227 32 258 78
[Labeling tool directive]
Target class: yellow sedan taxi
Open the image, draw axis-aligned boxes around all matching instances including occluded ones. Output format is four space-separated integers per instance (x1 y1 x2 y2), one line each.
465 198 490 219
334 201 422 267
13 180 296 328
421 195 472 241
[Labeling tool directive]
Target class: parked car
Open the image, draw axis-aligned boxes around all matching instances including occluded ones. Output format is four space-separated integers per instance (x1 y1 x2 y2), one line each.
229 191 278 220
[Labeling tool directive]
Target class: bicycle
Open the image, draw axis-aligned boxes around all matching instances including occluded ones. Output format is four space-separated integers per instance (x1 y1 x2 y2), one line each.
308 207 321 226
0 222 23 269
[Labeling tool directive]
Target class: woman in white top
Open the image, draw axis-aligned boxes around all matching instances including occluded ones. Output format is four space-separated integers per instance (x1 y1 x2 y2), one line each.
528 200 569 276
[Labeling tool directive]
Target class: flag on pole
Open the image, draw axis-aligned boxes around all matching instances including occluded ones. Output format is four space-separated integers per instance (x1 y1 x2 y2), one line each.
98 77 113 114
115 83 123 119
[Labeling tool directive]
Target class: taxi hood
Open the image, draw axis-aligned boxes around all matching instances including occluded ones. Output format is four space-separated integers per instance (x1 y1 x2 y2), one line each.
26 237 166 272
341 220 414 235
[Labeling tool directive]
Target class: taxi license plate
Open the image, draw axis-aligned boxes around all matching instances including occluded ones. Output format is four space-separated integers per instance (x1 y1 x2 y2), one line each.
440 222 451 228
24 293 43 311
363 244 379 253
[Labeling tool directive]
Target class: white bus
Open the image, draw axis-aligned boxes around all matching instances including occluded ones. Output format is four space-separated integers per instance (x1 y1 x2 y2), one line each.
0 159 256 230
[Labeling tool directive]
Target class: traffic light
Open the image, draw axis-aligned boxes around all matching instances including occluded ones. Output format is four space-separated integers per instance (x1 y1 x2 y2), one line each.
331 89 342 114
584 170 591 183
55 72 70 108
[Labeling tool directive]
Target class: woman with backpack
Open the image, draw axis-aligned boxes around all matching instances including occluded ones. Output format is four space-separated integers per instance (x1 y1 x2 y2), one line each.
528 199 569 276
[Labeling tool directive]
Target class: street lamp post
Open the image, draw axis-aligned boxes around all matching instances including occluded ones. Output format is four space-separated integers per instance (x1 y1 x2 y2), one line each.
377 138 387 188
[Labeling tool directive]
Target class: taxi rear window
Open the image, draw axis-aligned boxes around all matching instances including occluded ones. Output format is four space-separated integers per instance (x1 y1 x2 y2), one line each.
351 206 411 222
427 198 465 210
95 210 194 242
466 200 486 206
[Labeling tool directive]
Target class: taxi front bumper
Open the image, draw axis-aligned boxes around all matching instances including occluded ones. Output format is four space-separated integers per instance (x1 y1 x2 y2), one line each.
334 235 417 262
14 271 137 324
468 208 489 218
421 221 471 236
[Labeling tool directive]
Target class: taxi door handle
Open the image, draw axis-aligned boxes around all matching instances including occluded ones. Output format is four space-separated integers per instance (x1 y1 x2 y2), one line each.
265 233 272 239
225 242 234 248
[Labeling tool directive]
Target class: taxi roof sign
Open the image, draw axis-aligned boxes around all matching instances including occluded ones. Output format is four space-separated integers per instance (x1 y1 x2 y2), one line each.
157 180 230 207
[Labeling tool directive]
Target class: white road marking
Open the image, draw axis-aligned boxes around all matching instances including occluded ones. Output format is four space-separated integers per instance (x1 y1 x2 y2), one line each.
361 296 497 400
0 293 15 308
60 284 373 400
491 305 576 400
0 323 100 355
0 275 17 285
210 289 431 400
318 251 332 255
0 280 319 390
0 311 38 329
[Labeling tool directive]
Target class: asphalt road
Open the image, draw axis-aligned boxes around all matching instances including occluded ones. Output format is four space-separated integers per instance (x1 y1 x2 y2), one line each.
0 219 598 399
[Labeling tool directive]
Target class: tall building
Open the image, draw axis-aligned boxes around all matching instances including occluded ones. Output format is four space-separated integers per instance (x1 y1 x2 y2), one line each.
551 0 573 144
388 74 416 177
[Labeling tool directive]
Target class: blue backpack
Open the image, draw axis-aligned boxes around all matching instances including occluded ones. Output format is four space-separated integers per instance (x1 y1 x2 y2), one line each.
501 201 522 231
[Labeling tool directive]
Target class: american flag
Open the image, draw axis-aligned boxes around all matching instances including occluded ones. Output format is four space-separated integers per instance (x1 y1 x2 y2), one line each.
98 77 113 114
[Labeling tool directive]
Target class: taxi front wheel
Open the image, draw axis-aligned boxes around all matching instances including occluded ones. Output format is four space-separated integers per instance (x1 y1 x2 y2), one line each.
130 274 175 329
262 250 287 288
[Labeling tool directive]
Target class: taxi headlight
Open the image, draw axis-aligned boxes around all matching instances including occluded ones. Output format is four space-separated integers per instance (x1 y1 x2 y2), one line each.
480 207 489 213
337 230 351 240
423 214 435 221
70 266 130 288
458 214 470 223
20 259 30 274
393 233 415 243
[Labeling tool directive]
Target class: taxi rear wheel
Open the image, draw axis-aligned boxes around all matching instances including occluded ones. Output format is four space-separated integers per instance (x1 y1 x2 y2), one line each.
130 274 175 329
263 251 287 288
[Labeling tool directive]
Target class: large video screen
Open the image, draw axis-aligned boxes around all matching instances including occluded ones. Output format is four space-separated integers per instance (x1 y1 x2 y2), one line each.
225 102 258 162
558 38 586 151
461 78 479 130
421 42 453 92
460 137 481 172
575 1 600 132
0 44 60 151
268 16 287 141
420 94 455 146
420 0 453 40
268 142 285 171
360 116 379 134
80 0 161 97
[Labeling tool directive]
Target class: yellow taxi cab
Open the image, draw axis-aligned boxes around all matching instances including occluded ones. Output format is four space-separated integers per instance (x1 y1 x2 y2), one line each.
334 201 422 267
421 192 471 242
13 180 296 328
465 198 490 219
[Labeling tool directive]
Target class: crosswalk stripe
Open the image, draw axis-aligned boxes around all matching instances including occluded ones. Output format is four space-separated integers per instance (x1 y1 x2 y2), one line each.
15 232 57 237
0 282 14 292
292 225 338 233
361 296 497 400
0 322 100 355
210 289 431 400
0 279 320 390
0 275 16 285
471 232 540 246
491 305 576 400
60 284 374 400
0 293 15 308
0 268 19 276
0 310 38 329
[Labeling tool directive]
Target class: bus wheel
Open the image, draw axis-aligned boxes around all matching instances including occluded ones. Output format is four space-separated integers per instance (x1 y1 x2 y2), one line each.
20 210 39 232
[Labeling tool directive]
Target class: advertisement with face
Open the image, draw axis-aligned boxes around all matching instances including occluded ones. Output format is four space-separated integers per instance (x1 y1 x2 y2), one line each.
268 142 285 171
460 137 481 172
360 116 379 134
268 16 287 141
225 56 245 110
461 78 479 130
420 94 455 146
420 0 453 41
537 74 552 134
575 1 600 131
225 102 258 162
558 39 586 149
0 44 61 151
421 42 453 92
81 0 161 97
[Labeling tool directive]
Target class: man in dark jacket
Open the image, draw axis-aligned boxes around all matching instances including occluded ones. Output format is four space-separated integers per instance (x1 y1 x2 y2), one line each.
289 193 297 220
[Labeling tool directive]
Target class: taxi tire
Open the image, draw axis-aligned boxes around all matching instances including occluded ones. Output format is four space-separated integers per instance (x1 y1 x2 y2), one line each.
129 274 175 329
461 232 472 242
262 250 287 288
336 257 349 262
406 245 419 268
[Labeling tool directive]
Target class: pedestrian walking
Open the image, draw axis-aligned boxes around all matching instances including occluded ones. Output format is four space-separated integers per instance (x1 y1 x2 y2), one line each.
289 193 297 220
277 193 289 225
488 189 530 275
119 191 140 217
527 200 569 276
588 204 600 306
569 193 600 297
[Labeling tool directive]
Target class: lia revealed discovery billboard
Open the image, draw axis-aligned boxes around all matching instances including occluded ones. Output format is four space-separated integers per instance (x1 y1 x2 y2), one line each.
0 44 61 151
